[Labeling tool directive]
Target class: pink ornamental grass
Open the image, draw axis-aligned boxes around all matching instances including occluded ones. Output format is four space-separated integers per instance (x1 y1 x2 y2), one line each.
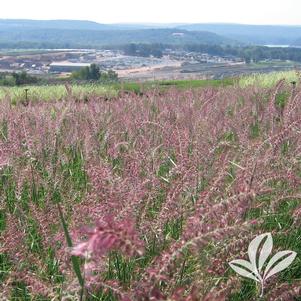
71 216 144 259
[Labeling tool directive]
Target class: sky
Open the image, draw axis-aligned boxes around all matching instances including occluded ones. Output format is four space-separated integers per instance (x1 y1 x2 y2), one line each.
1 0 301 25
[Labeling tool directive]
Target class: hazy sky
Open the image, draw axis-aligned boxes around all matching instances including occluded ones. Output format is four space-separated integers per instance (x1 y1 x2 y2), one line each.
1 0 301 25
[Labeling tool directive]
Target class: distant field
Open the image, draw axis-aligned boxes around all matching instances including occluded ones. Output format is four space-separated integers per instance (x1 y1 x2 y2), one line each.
239 70 300 87
113 78 235 93
0 84 117 103
0 49 64 56
0 71 300 104
0 78 234 103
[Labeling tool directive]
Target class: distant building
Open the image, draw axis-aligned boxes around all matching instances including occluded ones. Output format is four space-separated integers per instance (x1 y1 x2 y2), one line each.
49 62 91 73
172 32 185 37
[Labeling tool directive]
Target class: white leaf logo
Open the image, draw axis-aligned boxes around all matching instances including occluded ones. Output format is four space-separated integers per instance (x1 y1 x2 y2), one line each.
229 233 297 297
229 259 260 282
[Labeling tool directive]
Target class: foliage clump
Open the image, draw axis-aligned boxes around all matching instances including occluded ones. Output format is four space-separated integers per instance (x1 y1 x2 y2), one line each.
71 64 118 82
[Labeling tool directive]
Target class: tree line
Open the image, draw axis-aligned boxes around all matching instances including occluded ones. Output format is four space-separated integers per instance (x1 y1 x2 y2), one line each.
122 43 163 58
184 44 301 63
114 43 301 63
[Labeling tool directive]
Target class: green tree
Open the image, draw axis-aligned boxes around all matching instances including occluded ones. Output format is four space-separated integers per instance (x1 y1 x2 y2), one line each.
71 64 101 80
71 66 118 82
11 71 38 86
89 64 100 80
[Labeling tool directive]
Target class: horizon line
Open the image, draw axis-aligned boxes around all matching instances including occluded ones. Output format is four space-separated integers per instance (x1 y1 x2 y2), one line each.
1 18 301 27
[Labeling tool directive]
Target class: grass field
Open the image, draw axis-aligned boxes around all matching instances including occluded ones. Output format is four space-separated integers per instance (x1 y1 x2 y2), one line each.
0 78 236 104
0 84 118 103
239 70 300 87
0 76 301 300
1 71 299 105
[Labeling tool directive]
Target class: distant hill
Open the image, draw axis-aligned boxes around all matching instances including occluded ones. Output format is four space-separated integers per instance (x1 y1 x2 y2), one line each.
0 19 113 31
293 38 301 46
3 19 301 48
0 20 186 31
0 20 234 48
177 23 301 45
111 23 188 29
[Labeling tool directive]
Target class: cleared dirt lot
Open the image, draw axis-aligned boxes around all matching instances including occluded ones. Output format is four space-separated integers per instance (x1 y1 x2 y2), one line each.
118 61 301 81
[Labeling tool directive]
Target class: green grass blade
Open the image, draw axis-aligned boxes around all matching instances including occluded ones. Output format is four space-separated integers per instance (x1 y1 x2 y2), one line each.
57 203 84 287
